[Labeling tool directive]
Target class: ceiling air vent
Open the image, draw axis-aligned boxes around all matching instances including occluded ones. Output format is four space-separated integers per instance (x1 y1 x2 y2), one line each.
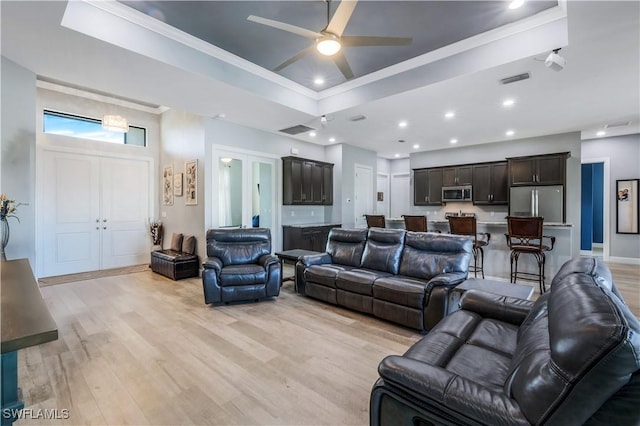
278 124 315 135
350 114 367 122
604 121 630 129
499 72 531 85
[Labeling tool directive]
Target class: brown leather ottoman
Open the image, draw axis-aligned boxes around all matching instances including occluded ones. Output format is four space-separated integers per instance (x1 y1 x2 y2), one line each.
150 249 199 280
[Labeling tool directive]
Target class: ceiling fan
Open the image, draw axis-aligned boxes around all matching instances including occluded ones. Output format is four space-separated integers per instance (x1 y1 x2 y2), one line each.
247 0 412 81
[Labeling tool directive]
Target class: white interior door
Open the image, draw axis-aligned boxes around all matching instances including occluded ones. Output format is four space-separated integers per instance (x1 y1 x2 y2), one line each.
42 152 101 276
213 148 277 246
391 173 410 218
354 164 373 228
376 173 390 216
101 158 150 269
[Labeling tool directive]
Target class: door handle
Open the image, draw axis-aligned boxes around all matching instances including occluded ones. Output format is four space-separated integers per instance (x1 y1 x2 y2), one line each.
103 226 107 230
103 219 107 222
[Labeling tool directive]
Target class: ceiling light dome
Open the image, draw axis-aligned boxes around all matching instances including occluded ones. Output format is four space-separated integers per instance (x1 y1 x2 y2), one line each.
316 34 341 56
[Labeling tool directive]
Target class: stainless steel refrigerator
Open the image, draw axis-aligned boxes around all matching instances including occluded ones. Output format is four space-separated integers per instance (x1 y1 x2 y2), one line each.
509 185 564 223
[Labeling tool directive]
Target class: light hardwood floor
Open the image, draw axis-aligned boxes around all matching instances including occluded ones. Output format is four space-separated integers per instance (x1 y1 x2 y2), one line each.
16 260 639 425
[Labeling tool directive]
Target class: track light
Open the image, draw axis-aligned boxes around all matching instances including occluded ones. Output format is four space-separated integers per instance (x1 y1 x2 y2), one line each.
545 48 566 71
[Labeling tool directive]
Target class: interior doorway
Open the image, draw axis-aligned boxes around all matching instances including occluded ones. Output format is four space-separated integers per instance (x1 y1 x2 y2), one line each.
581 157 610 260
376 173 390 216
354 164 373 228
390 173 410 218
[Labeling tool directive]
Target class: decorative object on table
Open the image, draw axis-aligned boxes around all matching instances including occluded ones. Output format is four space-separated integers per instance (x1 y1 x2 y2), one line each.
185 159 198 205
173 172 183 196
0 193 25 261
616 178 639 234
148 219 163 247
163 165 174 205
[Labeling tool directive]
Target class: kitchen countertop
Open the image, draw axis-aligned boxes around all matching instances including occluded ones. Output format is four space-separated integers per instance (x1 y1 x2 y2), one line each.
282 223 342 228
428 220 573 227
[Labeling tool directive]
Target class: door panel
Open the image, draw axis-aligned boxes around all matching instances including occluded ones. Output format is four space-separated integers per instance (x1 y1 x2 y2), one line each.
354 165 373 228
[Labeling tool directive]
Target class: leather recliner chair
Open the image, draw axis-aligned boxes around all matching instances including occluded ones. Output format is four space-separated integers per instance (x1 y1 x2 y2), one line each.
202 228 281 304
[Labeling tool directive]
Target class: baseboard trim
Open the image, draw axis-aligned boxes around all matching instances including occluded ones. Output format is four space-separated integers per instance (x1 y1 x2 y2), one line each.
592 243 604 249
607 256 640 266
580 250 593 256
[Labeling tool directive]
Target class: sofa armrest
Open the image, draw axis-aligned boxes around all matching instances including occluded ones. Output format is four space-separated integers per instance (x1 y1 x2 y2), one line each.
202 257 223 273
379 356 529 426
300 253 332 267
460 289 534 326
258 254 279 268
427 271 467 287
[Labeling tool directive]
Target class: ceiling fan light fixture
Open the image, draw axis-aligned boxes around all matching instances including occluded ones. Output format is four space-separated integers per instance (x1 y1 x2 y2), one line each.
316 34 341 56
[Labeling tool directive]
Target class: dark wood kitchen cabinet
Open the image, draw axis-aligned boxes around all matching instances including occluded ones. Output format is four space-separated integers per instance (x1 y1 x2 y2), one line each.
508 152 568 186
472 161 508 205
414 168 443 206
282 156 334 205
282 224 341 251
442 165 472 187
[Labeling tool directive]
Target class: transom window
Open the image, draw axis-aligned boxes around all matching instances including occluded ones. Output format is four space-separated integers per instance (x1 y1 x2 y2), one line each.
43 110 146 146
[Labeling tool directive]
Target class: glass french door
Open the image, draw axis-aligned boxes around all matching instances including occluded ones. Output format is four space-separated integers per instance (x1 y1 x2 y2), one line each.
212 148 277 243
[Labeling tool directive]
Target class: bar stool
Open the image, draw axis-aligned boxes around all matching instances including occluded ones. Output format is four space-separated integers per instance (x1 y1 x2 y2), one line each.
505 216 556 293
448 215 490 278
402 215 427 232
364 214 386 228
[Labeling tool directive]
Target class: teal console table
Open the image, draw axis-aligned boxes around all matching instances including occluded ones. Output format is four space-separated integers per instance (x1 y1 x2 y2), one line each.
1 259 58 425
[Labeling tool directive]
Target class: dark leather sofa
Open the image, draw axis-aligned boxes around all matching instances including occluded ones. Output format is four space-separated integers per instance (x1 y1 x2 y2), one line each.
370 257 640 426
201 228 281 304
296 228 473 331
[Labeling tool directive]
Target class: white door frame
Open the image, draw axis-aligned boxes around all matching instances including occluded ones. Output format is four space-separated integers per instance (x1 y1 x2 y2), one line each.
581 156 610 261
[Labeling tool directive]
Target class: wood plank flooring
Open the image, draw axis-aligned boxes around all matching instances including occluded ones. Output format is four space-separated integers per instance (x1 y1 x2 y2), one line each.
15 260 639 425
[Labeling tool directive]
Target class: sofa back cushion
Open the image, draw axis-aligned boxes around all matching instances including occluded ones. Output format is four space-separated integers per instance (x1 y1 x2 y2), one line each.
326 228 368 267
505 257 640 425
206 228 271 266
398 232 473 280
361 228 405 274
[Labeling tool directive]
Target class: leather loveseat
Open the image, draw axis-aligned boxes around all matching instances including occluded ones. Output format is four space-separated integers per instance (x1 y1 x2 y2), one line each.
202 228 281 304
296 228 473 331
370 257 640 425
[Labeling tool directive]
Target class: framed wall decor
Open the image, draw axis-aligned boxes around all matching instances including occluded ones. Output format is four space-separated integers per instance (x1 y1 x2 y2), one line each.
163 165 174 205
185 159 198 205
616 178 639 234
174 173 183 196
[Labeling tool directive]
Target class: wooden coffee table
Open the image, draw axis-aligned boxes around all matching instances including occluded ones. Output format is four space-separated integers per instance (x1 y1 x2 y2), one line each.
275 249 321 293
448 278 535 314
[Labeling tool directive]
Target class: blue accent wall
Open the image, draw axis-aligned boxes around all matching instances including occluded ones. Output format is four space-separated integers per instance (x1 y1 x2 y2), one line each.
581 164 594 251
592 163 604 244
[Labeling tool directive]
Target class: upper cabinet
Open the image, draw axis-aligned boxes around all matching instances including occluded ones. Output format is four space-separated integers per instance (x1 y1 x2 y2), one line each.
442 165 472 187
508 152 569 186
282 156 334 205
414 168 443 206
472 161 508 205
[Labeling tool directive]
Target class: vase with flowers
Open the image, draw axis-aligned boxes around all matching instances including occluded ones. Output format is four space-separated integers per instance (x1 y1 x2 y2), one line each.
0 193 24 261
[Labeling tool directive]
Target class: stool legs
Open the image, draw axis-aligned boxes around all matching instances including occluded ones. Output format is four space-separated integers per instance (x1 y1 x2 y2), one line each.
510 249 547 293
471 245 485 279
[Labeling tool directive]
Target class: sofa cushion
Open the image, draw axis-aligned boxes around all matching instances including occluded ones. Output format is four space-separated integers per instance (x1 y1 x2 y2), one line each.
326 228 368 267
398 232 472 280
170 233 184 251
182 235 196 255
336 268 391 295
304 264 356 288
151 249 197 262
372 276 427 308
207 228 271 266
361 228 405 274
219 264 267 286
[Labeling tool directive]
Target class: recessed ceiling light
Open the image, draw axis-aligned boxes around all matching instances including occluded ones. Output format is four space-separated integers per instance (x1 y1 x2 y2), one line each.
506 130 515 136
450 138 458 144
309 131 317 137
509 0 525 10
394 154 400 158
445 111 455 119
329 137 336 142
314 77 325 86
596 131 606 137
413 144 420 149
398 121 408 128
502 99 515 107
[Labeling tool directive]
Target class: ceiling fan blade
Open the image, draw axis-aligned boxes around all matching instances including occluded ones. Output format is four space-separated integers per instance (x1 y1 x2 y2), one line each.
325 0 358 37
247 15 322 39
333 52 354 80
341 35 413 47
274 46 315 72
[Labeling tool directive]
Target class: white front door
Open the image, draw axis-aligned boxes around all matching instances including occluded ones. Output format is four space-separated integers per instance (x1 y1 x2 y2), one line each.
40 150 151 277
354 164 373 228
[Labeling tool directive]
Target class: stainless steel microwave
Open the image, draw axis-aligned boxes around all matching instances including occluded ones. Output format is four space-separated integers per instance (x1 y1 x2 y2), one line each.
442 185 472 202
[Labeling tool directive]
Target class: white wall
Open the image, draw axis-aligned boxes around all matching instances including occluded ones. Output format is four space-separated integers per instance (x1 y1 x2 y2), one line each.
582 133 640 261
1 57 36 265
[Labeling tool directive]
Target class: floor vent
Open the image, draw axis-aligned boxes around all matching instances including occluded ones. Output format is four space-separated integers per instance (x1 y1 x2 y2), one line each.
279 124 315 135
499 72 531 85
